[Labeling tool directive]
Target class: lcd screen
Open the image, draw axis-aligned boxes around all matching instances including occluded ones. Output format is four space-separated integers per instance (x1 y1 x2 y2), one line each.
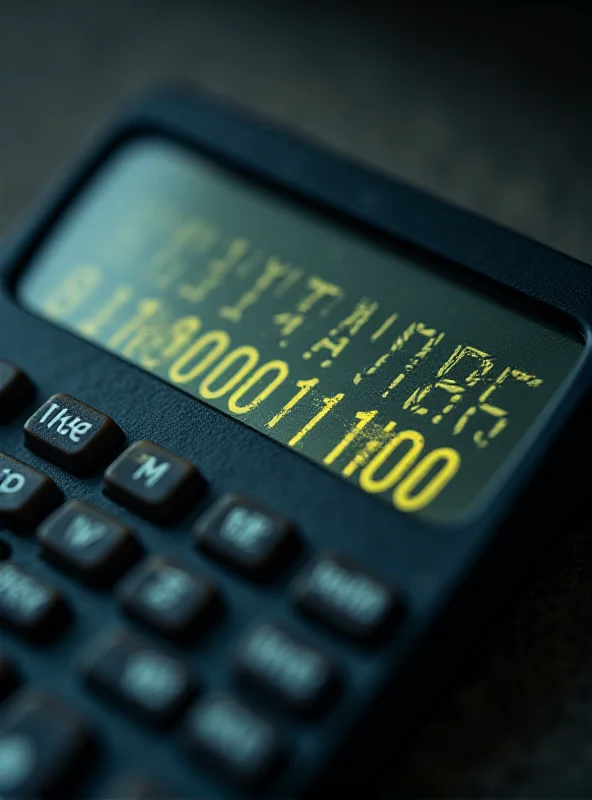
18 139 583 523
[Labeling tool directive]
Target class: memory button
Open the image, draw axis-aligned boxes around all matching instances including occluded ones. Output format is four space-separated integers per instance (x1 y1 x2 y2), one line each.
104 441 204 522
291 553 401 642
24 394 123 474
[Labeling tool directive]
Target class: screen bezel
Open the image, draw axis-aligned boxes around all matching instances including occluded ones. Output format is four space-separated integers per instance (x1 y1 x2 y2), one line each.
2 85 592 535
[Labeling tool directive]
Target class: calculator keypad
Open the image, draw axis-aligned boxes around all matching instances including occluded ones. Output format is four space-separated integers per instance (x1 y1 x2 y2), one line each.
37 500 142 586
104 440 204 522
0 371 403 796
0 453 62 533
24 393 124 474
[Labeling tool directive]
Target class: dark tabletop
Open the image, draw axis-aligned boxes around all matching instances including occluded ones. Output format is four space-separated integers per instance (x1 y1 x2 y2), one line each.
2 1 592 796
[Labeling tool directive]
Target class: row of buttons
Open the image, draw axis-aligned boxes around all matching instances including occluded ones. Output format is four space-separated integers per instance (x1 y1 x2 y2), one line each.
1 542 397 646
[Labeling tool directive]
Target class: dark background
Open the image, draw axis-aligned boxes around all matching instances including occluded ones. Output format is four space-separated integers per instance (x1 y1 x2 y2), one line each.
3 2 592 795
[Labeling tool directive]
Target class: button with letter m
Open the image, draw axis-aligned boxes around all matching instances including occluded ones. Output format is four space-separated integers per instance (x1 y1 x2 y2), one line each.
104 441 204 522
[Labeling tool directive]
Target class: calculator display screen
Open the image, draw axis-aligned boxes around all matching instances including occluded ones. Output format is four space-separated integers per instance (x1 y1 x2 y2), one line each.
18 139 582 523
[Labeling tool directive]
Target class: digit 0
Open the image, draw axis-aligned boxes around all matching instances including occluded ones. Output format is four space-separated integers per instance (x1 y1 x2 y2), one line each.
228 360 289 414
199 345 260 400
359 430 424 494
168 330 230 384
393 447 460 512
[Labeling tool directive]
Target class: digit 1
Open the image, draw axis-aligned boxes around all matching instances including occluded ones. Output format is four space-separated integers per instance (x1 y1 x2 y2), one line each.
266 377 319 429
342 420 396 477
323 410 378 465
288 393 345 447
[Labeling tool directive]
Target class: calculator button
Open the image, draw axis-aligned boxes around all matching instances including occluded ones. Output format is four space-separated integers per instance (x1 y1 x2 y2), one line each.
103 773 170 800
195 495 299 580
235 622 338 715
0 657 19 701
291 554 401 642
0 562 69 641
82 627 195 725
183 694 281 787
0 689 92 798
24 393 124 474
37 501 142 586
104 441 204 522
0 453 62 534
0 363 33 422
117 556 219 643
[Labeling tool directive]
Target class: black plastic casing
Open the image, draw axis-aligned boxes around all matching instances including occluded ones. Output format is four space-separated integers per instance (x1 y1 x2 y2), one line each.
1 86 592 798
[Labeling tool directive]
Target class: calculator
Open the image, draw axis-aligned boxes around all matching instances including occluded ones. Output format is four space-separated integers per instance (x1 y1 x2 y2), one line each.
0 85 591 799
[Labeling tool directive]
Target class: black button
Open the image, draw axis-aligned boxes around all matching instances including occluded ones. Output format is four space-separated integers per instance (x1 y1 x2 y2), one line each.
235 622 338 715
0 562 69 641
182 694 281 787
117 556 220 643
104 441 204 522
102 773 171 800
24 393 124 474
195 495 299 580
0 657 19 702
0 453 62 534
37 501 142 586
0 363 33 422
0 689 92 799
82 627 195 725
291 553 401 643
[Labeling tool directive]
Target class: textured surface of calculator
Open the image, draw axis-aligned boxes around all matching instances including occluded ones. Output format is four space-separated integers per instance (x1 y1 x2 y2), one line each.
1 87 592 798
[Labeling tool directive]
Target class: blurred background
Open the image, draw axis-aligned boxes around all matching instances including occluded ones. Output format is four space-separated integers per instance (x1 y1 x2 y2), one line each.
3 1 592 796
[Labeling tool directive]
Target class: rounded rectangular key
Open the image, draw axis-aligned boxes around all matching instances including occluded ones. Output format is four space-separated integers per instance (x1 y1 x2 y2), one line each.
235 622 339 715
0 453 62 534
0 362 34 422
291 553 402 643
37 500 142 586
24 393 124 474
102 773 172 800
182 694 282 787
0 562 69 641
104 441 204 522
0 689 92 798
195 494 299 580
116 555 220 643
81 627 195 725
